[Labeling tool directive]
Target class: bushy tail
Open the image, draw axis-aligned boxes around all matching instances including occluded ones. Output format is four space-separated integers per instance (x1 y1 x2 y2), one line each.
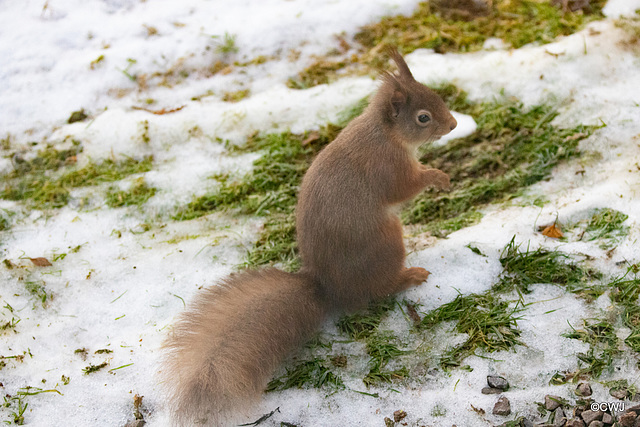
159 268 326 426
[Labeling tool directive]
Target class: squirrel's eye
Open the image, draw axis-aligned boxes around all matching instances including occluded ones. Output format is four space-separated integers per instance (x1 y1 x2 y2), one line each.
415 110 432 126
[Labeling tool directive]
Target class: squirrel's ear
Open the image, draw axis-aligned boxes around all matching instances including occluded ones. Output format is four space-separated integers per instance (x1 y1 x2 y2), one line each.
390 90 405 118
381 71 407 118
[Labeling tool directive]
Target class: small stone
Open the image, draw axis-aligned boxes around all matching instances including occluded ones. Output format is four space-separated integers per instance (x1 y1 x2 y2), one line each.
493 396 511 416
611 388 630 400
619 412 637 427
581 409 603 425
124 421 146 427
393 410 407 422
627 404 640 415
576 383 593 397
601 413 613 424
487 375 509 390
521 418 534 427
588 422 604 427
634 416 640 427
553 407 566 427
546 395 563 411
481 386 502 395
384 417 394 427
67 109 88 124
566 419 585 427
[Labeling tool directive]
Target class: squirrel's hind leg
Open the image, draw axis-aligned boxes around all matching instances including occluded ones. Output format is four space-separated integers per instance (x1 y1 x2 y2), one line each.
397 267 430 291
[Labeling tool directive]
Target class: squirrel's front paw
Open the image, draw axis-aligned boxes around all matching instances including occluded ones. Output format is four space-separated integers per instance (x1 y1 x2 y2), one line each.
423 168 450 191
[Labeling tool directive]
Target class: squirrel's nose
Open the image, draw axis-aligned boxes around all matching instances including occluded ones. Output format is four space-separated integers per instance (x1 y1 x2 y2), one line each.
449 117 457 131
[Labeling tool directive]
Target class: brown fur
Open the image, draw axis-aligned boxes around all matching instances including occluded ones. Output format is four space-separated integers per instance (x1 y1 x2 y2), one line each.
160 49 456 425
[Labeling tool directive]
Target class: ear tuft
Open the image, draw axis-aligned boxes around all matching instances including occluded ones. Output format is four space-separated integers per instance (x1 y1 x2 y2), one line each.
387 47 414 82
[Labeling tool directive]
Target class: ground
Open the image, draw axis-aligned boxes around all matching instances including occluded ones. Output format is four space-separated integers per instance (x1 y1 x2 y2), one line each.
1 0 640 426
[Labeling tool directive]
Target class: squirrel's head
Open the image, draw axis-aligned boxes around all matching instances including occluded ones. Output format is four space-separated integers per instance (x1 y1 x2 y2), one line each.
374 48 457 146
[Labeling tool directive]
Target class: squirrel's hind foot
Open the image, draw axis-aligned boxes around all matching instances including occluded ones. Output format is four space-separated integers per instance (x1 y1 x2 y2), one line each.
398 267 430 290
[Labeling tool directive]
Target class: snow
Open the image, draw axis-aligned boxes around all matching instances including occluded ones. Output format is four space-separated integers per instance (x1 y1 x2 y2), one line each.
1 0 640 426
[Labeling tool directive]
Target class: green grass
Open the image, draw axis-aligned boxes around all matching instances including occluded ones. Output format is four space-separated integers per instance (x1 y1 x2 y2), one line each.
24 281 49 308
82 362 108 375
496 237 600 296
0 209 14 231
420 292 524 369
336 298 396 340
1 151 153 209
213 32 239 54
404 86 598 234
105 178 157 208
362 331 408 387
583 208 629 248
608 265 640 352
265 357 344 392
563 320 619 378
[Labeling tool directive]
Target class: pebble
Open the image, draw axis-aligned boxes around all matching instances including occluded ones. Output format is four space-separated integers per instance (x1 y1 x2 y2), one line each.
553 407 566 426
487 375 509 390
482 386 502 395
627 404 640 415
576 383 592 397
545 395 563 411
619 412 637 427
393 410 407 422
588 421 604 427
610 388 629 400
580 409 603 425
493 396 511 416
566 419 585 427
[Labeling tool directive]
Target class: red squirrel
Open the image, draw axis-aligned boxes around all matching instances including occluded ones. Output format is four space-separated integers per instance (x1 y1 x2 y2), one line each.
160 49 457 425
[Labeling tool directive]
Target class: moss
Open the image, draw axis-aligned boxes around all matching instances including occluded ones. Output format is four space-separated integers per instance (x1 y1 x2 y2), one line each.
105 178 157 208
403 85 598 233
286 59 349 89
1 154 153 210
359 0 604 56
289 0 606 90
